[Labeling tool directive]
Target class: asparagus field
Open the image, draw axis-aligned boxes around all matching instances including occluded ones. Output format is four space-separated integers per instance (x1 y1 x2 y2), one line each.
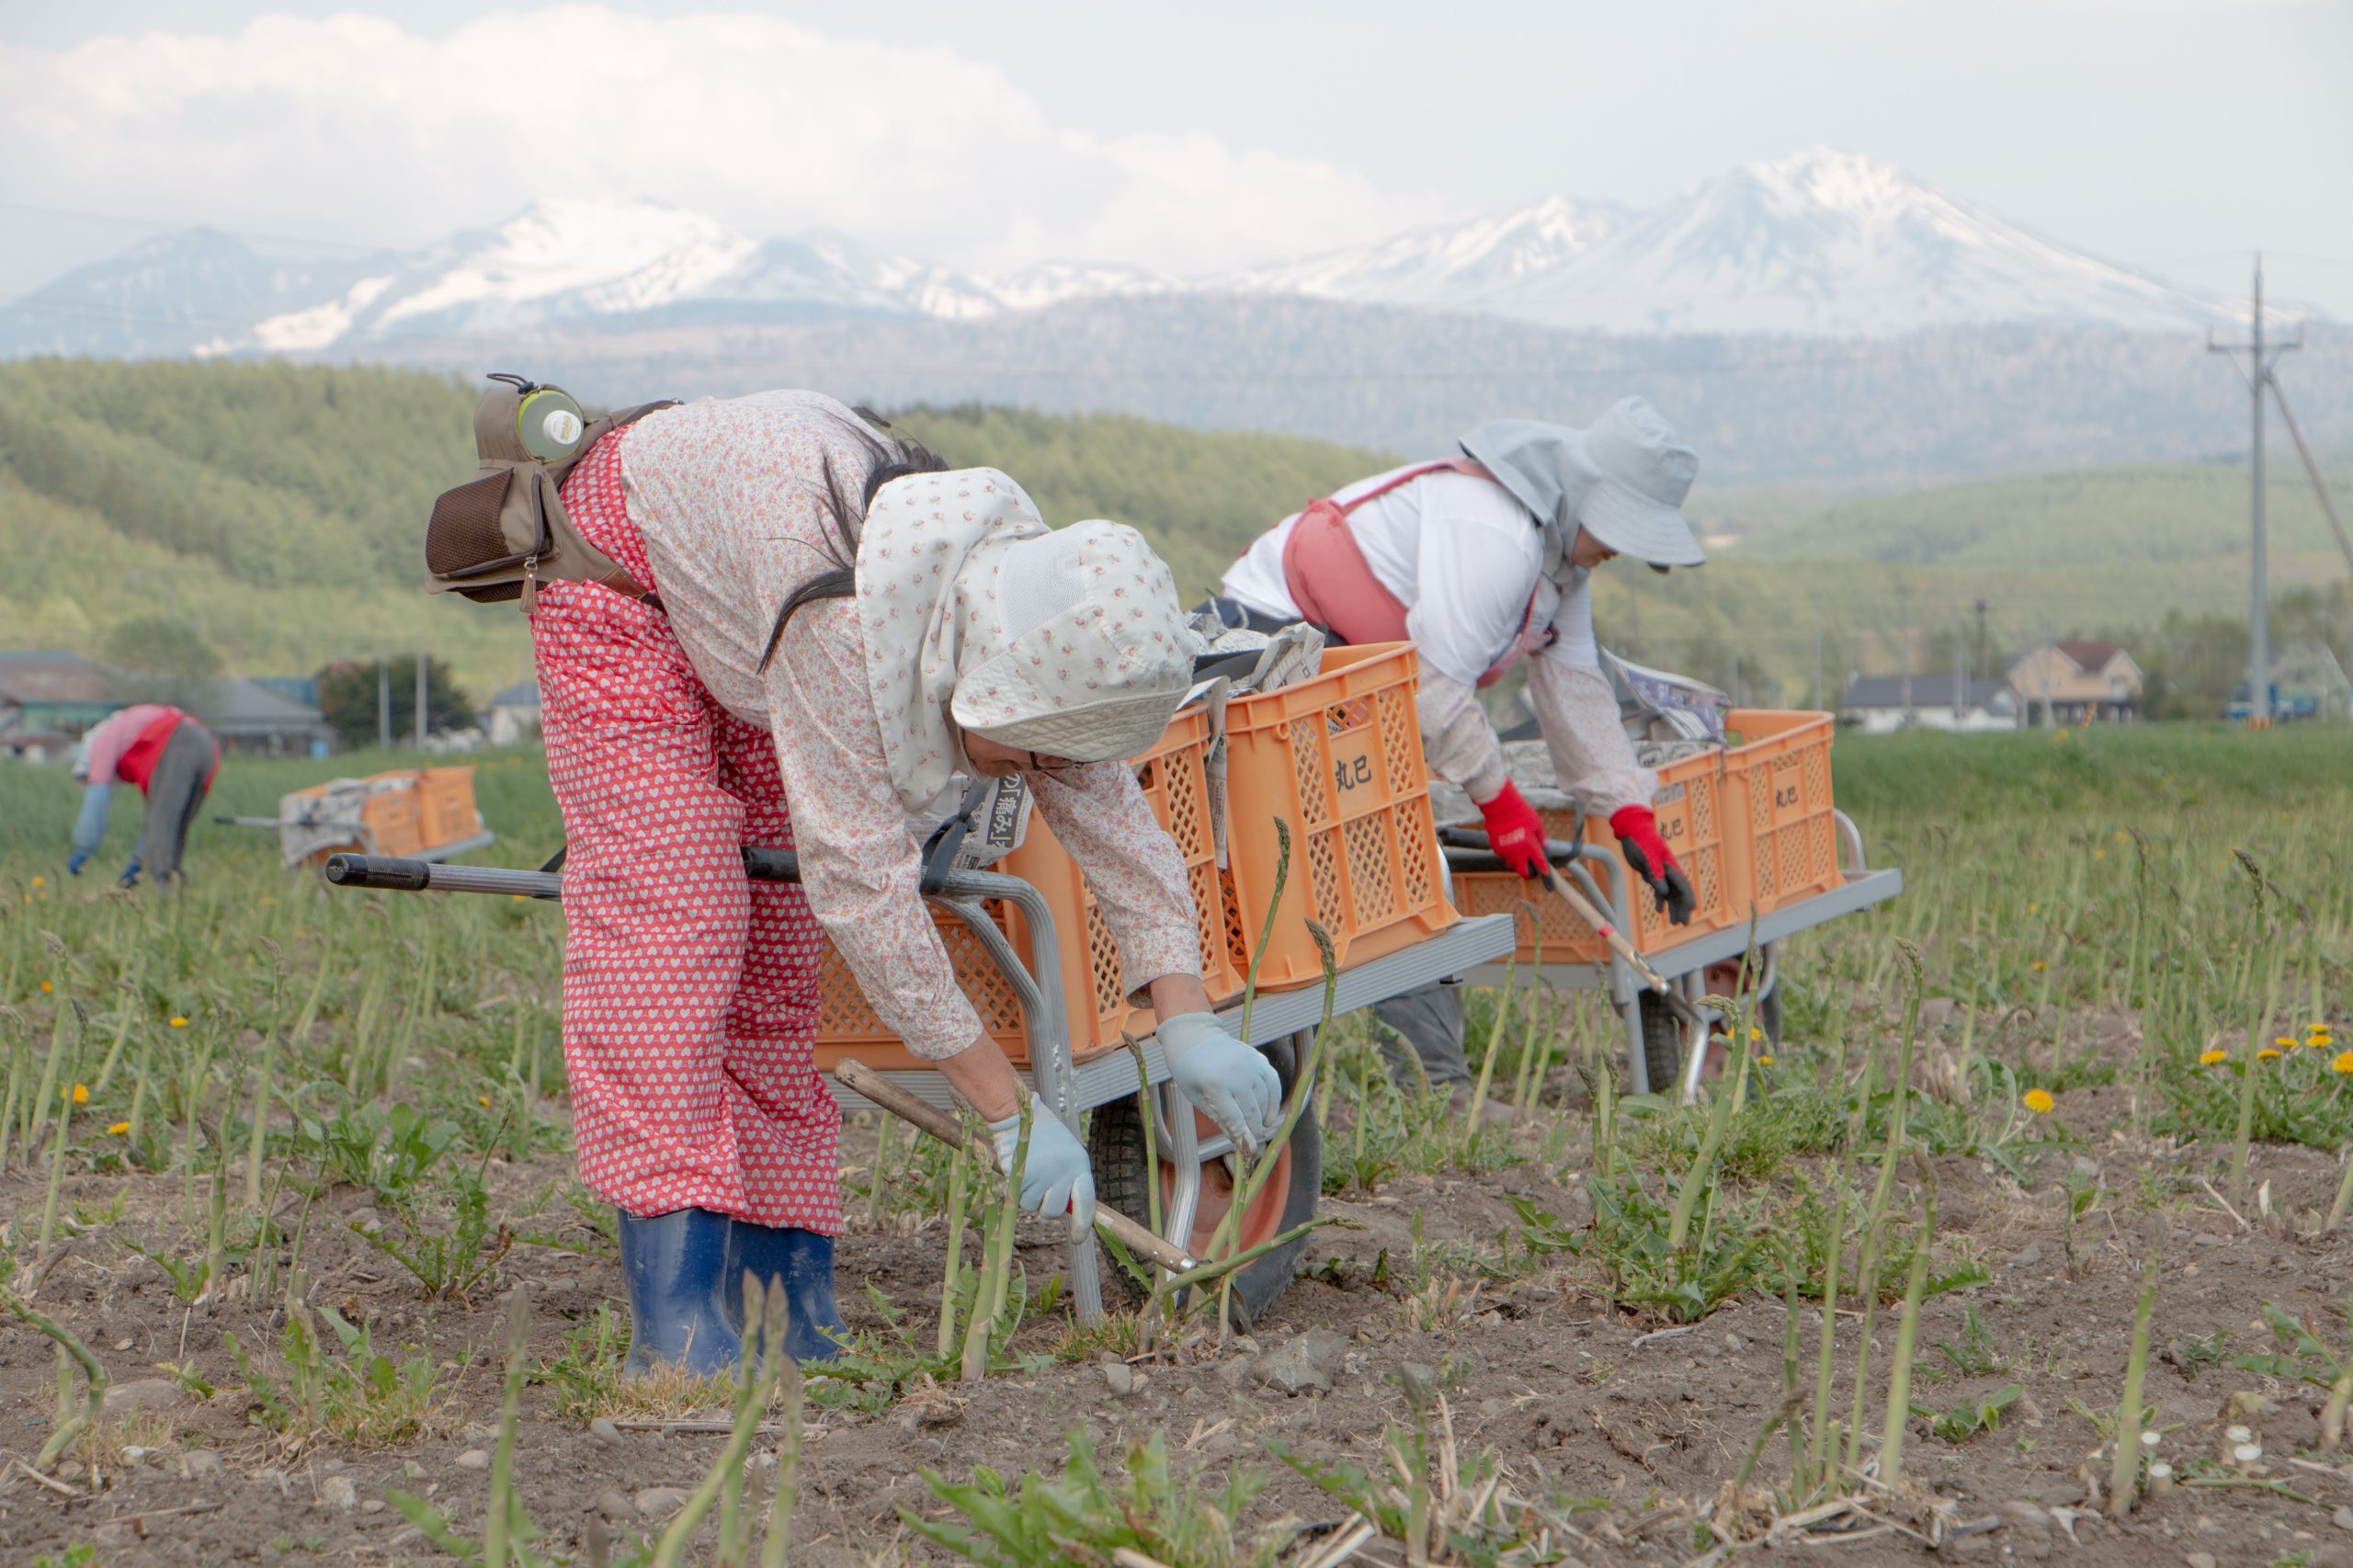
2 723 2350 1567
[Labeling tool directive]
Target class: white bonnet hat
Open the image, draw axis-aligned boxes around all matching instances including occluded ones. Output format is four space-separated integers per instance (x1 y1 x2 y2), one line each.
954 521 1198 763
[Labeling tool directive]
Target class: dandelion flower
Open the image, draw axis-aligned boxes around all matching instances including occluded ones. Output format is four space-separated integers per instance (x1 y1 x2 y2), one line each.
31 875 45 887
1756 1054 1775 1068
39 980 52 993
107 1121 130 1136
2257 1048 2281 1062
2334 1051 2353 1076
68 1083 87 1104
2022 1088 2055 1115
2094 848 2107 860
2200 1048 2229 1066
2031 960 2047 972
2275 1037 2298 1049
168 1017 188 1028
2028 902 2038 913
1747 1026 1764 1042
478 1095 492 1108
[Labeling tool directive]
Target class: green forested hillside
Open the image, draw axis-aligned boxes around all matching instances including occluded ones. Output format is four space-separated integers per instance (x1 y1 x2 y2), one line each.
1726 460 2351 571
2 358 2344 718
0 363 1387 701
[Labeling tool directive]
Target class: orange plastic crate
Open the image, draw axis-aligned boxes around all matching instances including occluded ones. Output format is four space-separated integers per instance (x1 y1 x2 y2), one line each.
358 775 426 858
812 708 1245 1073
416 767 482 849
1216 643 1455 990
1450 744 1738 965
1719 710 1841 916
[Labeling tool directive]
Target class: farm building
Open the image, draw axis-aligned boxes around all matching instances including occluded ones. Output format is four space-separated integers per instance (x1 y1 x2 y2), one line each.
486 678 541 745
192 677 335 756
1836 674 2021 734
0 650 124 744
2005 640 2143 725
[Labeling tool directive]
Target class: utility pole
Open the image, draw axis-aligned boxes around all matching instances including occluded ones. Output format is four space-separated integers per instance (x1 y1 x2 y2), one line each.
377 659 392 751
1898 586 1914 723
1973 598 1989 684
415 651 427 751
2039 616 2054 729
1812 608 1824 711
2210 253 2302 726
1954 621 1967 726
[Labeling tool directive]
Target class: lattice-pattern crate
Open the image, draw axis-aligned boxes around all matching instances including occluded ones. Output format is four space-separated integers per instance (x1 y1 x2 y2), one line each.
1450 744 1737 964
1720 710 1841 915
811 708 1245 1072
1217 643 1456 990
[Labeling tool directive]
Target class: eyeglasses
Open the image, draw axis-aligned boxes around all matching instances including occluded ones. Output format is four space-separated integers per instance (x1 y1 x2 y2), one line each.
1027 751 1088 778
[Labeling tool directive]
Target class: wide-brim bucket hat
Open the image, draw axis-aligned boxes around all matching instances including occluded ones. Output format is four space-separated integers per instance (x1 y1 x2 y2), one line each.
1460 396 1705 568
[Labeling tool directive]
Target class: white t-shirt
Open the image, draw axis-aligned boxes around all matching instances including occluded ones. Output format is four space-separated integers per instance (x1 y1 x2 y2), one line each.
1221 465 1598 687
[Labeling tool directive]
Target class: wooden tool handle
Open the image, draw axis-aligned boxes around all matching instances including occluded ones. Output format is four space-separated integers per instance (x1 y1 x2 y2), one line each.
1537 864 1671 994
833 1058 1198 1273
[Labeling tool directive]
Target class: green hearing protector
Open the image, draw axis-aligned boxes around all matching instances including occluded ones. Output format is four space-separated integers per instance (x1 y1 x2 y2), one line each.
517 387 587 463
488 373 588 463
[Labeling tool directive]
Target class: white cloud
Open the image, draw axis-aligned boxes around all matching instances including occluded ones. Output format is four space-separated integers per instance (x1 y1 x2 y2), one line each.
0 6 1446 273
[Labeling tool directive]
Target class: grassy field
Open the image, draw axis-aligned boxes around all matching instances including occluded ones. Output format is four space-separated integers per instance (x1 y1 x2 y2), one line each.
3 722 2351 1566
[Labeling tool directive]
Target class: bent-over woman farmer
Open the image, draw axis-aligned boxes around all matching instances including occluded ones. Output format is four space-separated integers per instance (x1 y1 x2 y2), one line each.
1211 398 1705 1110
69 702 221 890
536 390 1279 1374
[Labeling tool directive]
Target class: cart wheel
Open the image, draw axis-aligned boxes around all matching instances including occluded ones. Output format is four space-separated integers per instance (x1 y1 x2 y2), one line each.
1756 983 1783 1047
1088 1030 1322 1329
1635 991 1685 1096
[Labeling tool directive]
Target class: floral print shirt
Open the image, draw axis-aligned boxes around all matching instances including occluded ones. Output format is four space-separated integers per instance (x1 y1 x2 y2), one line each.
621 392 1202 1060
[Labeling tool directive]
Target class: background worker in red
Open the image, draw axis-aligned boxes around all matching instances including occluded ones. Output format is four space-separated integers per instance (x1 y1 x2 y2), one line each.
1212 398 1704 1108
536 390 1280 1377
67 702 221 890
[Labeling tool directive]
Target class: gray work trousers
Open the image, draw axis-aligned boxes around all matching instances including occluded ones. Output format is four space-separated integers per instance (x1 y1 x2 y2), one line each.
1370 980 1470 1092
139 722 216 886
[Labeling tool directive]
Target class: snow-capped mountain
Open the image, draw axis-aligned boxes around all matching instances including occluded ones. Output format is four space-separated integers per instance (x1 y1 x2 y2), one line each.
1214 195 1630 312
0 152 2263 359
1506 148 2235 335
1214 151 2239 335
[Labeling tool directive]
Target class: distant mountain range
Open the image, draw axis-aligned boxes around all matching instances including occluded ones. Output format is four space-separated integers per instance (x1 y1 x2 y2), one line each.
1 149 2281 361
6 148 2343 488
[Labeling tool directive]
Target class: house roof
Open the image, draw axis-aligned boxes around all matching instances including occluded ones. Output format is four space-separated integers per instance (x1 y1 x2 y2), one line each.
0 650 122 706
2053 640 2123 672
190 677 332 737
1839 674 2015 710
490 678 540 709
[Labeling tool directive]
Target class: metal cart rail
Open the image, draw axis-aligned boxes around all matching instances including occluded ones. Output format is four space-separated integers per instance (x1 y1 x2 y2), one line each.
324 847 1517 1324
1444 808 1902 1101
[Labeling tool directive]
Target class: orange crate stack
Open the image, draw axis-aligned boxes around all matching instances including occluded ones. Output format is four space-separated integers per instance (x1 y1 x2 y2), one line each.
416 767 483 849
812 707 1245 1074
1450 745 1738 965
1719 710 1841 916
1216 643 1455 990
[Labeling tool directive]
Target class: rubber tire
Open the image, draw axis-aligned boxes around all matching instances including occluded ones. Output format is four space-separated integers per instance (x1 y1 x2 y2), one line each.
1636 991 1684 1097
1088 1031 1322 1330
1756 983 1783 1047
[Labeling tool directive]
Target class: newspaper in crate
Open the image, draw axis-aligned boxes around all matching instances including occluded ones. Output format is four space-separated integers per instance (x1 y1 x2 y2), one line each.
942 774 1032 871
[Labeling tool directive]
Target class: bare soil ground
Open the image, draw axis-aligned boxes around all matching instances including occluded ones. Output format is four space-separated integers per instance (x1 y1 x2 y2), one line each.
8 1020 2353 1568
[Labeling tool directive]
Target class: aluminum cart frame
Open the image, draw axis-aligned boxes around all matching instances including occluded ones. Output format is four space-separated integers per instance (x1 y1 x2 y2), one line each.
1446 808 1902 1103
324 848 1518 1324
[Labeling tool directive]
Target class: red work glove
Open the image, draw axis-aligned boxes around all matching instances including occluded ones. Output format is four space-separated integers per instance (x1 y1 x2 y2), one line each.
1476 780 1550 880
1609 806 1696 926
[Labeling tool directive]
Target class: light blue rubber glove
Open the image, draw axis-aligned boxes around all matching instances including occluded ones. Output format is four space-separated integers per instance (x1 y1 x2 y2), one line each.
1156 1012 1282 1160
987 1095 1097 1244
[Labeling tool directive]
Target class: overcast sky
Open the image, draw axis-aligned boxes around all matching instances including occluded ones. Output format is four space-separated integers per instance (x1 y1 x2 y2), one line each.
3 1 2350 313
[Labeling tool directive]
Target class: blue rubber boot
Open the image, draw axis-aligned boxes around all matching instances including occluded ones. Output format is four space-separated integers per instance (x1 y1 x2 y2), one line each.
725 1223 848 1364
617 1208 741 1379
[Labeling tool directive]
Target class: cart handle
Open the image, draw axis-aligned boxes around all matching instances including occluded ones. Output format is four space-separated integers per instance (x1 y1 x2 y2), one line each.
324 846 803 899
